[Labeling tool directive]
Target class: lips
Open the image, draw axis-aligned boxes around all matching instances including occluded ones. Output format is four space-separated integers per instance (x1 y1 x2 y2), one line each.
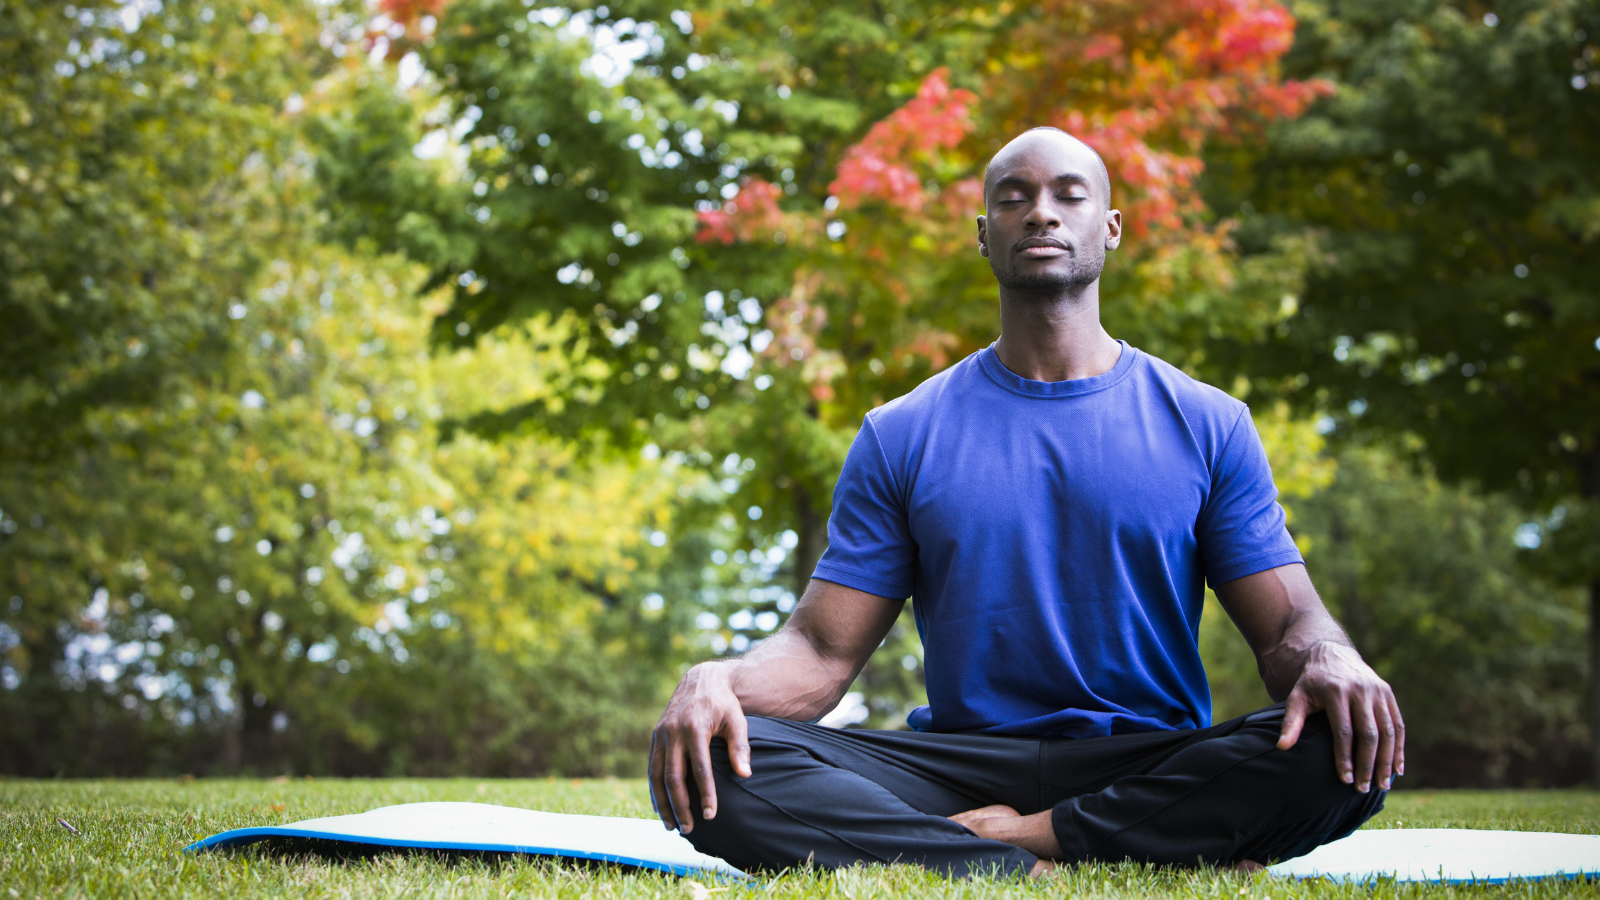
1015 237 1069 258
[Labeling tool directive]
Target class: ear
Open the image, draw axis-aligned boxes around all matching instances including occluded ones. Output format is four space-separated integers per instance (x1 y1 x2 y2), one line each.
976 215 989 258
1104 208 1123 251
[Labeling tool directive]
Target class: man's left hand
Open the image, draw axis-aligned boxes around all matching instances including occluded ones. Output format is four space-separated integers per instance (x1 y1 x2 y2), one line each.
1276 641 1404 793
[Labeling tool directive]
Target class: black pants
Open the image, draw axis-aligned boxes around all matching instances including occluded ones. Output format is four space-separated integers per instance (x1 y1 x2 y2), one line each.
675 704 1385 878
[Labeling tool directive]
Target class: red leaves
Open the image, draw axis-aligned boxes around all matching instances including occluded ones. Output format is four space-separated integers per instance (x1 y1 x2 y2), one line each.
679 0 1335 408
1004 0 1332 238
828 68 978 212
695 69 979 247
694 179 787 245
377 0 446 28
370 0 448 57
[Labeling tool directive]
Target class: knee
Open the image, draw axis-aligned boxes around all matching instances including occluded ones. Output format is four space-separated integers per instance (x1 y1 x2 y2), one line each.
1243 707 1333 762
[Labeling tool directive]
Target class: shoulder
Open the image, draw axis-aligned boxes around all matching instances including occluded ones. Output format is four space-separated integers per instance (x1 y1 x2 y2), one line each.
1130 348 1249 431
864 348 989 436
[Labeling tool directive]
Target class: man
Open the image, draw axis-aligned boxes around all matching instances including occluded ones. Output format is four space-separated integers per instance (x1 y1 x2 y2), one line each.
648 127 1402 878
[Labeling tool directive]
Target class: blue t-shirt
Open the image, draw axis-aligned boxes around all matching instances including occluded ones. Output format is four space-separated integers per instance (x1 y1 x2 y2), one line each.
811 341 1303 738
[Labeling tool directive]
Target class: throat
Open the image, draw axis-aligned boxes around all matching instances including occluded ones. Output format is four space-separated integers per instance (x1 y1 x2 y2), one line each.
994 298 1120 383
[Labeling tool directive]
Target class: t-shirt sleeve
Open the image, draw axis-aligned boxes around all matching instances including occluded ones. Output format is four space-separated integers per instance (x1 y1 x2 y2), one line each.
810 415 917 599
1196 407 1305 587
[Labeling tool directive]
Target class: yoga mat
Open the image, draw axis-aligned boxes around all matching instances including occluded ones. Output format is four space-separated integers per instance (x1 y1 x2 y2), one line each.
1267 827 1600 883
189 803 1600 883
184 801 746 879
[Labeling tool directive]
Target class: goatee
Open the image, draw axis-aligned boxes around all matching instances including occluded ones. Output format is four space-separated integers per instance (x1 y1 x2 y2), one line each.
988 252 1105 295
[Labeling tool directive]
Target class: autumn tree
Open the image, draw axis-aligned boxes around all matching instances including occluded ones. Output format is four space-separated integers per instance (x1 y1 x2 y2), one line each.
327 1 1330 721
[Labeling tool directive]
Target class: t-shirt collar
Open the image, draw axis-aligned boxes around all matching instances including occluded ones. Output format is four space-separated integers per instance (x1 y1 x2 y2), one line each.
976 339 1138 398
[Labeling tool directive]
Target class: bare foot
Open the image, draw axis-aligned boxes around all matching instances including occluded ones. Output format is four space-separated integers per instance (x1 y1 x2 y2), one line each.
949 804 1021 832
948 805 1063 870
1232 859 1265 872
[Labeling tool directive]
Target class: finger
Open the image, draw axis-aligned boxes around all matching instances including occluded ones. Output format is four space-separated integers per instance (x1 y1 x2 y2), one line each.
726 710 752 779
1390 693 1407 779
1351 692 1380 793
1326 692 1355 785
648 731 679 831
689 725 720 822
1277 688 1309 750
666 731 697 834
1372 701 1396 791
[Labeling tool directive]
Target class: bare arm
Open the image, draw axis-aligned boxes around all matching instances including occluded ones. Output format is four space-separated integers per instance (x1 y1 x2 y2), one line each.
1214 563 1404 793
647 578 903 833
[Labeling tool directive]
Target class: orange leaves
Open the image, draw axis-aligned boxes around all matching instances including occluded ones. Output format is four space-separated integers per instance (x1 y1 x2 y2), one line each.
376 0 446 28
1004 0 1331 239
828 68 978 213
370 0 448 57
694 68 979 248
696 69 979 249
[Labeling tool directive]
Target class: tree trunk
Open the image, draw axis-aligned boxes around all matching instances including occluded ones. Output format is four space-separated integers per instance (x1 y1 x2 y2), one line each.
222 704 242 774
1591 578 1600 790
792 483 828 597
1582 448 1600 789
1328 511 1370 656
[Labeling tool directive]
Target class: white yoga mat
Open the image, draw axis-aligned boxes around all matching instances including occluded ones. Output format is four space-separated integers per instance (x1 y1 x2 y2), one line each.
188 803 1600 883
1268 827 1600 883
184 801 746 879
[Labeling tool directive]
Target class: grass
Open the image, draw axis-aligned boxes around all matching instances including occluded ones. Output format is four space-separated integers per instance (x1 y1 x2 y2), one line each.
3 780 1600 899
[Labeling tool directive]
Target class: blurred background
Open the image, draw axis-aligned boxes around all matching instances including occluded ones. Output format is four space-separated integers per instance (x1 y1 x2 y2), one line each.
1 0 1595 787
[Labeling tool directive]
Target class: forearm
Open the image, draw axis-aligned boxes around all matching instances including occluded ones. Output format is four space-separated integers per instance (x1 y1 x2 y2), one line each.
1217 564 1356 702
1215 564 1402 792
689 579 899 722
714 628 858 721
1256 610 1354 702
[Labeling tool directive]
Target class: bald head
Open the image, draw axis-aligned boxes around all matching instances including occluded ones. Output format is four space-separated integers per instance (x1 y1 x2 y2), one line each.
983 127 1112 209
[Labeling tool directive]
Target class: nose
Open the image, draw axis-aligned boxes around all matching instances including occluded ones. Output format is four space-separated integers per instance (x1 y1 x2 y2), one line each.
1025 195 1062 231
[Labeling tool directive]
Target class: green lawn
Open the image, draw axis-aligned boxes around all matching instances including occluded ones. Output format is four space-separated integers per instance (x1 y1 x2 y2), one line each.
3 780 1598 899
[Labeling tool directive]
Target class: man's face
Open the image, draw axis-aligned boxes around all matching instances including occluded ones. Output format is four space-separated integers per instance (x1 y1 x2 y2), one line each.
976 134 1122 295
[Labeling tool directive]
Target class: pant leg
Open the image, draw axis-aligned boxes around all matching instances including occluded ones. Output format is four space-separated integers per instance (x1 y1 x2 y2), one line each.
676 716 1040 877
1046 704 1385 866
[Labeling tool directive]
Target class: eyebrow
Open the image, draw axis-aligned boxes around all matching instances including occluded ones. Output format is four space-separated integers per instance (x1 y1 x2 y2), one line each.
992 172 1093 192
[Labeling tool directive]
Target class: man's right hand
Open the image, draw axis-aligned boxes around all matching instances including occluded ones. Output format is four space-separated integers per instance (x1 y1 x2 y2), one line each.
648 662 752 834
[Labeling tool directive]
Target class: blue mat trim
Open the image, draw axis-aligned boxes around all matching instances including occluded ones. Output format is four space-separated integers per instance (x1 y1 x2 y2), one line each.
183 827 706 878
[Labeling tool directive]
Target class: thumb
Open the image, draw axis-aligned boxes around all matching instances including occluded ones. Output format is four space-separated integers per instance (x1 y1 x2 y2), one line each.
1278 687 1310 750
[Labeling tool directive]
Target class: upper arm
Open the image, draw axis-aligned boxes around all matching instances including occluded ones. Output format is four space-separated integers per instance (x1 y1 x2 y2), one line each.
786 577 905 673
810 417 918 599
1195 408 1304 588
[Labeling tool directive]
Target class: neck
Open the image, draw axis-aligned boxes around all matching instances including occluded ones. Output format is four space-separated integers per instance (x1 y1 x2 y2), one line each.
993 281 1121 382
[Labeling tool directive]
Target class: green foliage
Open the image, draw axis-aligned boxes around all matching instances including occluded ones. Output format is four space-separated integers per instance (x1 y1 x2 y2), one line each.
0 0 344 460
0 1 692 776
1201 446 1587 786
5 780 1600 898
0 233 691 776
1205 0 1600 562
5 0 1592 786
312 0 1013 601
310 0 1338 738
1200 0 1600 781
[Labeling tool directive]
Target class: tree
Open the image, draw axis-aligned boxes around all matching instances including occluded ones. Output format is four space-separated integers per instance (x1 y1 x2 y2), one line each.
1205 0 1600 780
327 0 1332 730
0 0 345 461
1 0 693 776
